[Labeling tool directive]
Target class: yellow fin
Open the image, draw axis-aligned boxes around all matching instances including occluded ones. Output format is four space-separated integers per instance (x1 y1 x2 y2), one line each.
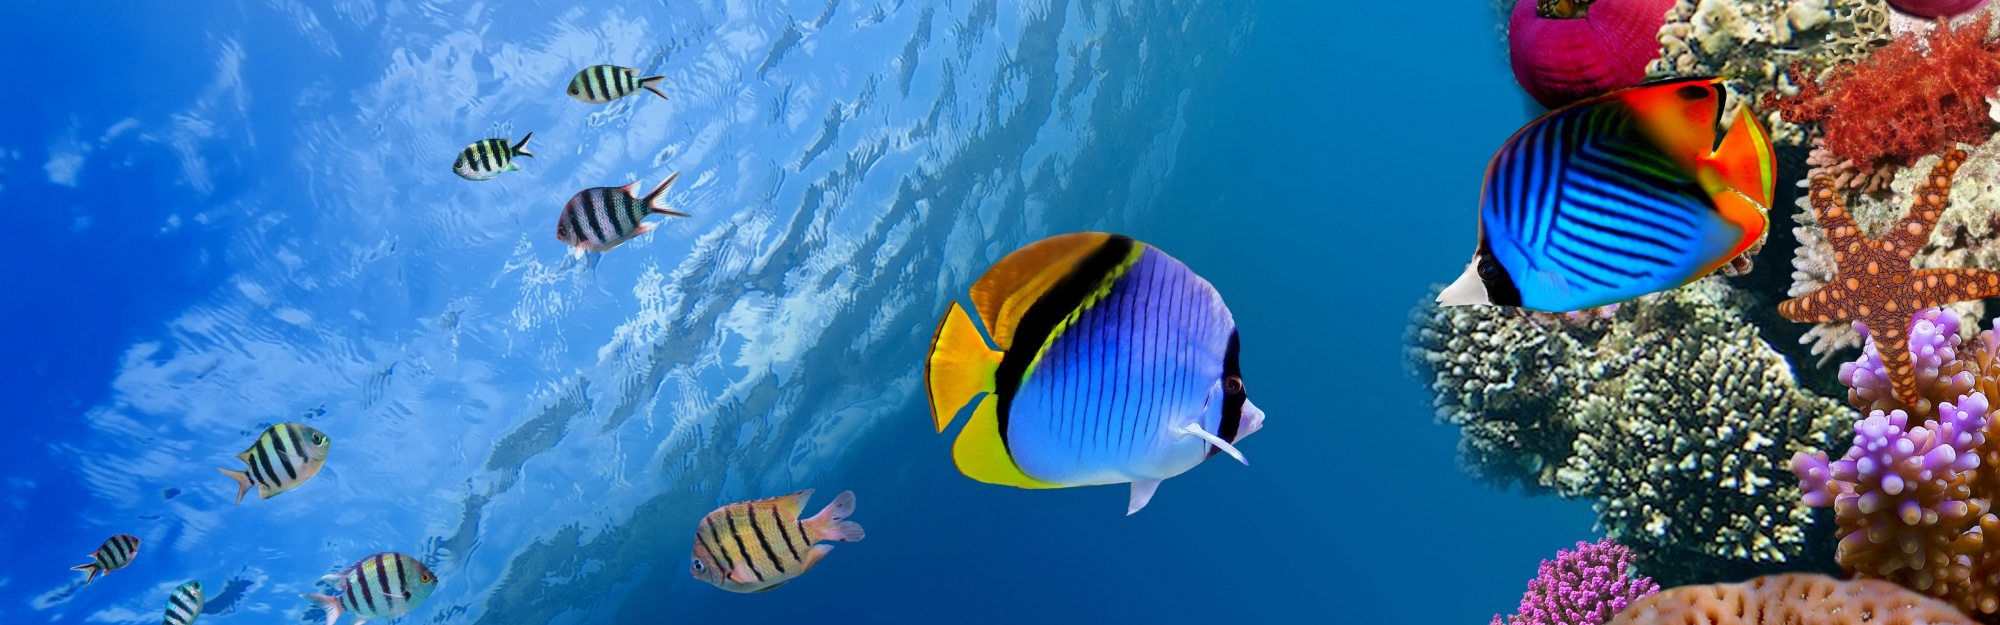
967 232 1114 349
951 395 1058 489
766 489 813 520
926 301 1000 433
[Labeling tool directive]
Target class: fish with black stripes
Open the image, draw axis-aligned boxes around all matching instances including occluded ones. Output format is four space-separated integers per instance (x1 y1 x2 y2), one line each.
161 580 204 625
72 533 141 584
216 422 331 505
451 133 533 181
301 552 437 625
925 232 1266 515
554 173 689 252
566 64 669 104
1437 76 1778 313
688 489 863 593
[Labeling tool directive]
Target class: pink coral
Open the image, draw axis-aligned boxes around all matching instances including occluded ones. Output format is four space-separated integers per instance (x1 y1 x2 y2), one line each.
1493 538 1659 625
1507 0 1673 109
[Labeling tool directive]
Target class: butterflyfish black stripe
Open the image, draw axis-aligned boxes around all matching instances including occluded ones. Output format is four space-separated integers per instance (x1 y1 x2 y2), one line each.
390 554 407 604
747 508 787 573
725 513 764 582
1544 251 1630 288
1553 214 1685 264
769 505 802 562
992 237 1138 455
1213 330 1244 455
284 425 306 458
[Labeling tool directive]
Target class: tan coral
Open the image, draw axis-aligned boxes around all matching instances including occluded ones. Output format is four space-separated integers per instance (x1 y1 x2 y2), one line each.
1650 0 1892 146
1608 573 1977 624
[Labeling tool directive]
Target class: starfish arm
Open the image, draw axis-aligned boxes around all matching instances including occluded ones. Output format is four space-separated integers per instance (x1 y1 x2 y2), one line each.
1883 149 1970 261
1867 318 1924 407
1805 175 1864 254
1776 282 1856 323
1910 268 2000 304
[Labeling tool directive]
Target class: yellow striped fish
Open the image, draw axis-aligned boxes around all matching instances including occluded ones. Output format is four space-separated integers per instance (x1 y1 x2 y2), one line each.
688 490 863 593
217 423 330 505
451 133 533 181
162 580 204 625
301 552 437 625
566 64 668 104
72 533 140 584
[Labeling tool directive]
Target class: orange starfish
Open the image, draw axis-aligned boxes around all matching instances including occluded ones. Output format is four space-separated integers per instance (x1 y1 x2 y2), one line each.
1779 149 2000 410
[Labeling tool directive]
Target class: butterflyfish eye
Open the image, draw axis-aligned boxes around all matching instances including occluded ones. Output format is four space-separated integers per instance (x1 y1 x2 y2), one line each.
692 559 705 572
1477 259 1501 278
1224 375 1243 394
310 433 326 445
1675 84 1709 101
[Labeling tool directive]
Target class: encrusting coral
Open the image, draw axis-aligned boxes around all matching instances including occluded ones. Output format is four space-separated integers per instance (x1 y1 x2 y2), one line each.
1765 15 2000 185
1778 150 2000 411
1407 279 1851 584
1607 573 1977 624
1649 0 1891 146
1491 538 1659 625
1791 305 2000 619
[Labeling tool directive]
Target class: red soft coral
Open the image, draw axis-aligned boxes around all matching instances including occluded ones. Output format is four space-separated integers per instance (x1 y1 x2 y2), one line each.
1764 14 2000 173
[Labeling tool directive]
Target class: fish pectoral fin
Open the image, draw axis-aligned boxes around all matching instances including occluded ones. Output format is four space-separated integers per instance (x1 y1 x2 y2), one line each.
729 562 760 584
1176 422 1248 466
1128 479 1163 516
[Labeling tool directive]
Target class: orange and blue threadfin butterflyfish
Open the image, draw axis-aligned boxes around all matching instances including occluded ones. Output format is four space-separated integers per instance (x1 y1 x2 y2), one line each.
925 233 1265 516
688 489 863 593
1437 76 1777 313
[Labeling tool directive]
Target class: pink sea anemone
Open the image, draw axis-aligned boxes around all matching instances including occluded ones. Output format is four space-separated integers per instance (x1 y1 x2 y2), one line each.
1889 0 1990 18
1508 0 1675 109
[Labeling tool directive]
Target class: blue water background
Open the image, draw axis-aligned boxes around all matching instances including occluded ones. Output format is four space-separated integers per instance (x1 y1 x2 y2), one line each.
0 0 1604 622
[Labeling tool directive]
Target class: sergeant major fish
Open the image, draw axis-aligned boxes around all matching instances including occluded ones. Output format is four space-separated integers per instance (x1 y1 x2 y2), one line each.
566 64 668 104
162 580 204 625
925 232 1265 515
217 422 331 505
689 489 863 593
72 533 140 584
301 552 437 625
555 173 689 252
451 133 533 181
1437 76 1778 313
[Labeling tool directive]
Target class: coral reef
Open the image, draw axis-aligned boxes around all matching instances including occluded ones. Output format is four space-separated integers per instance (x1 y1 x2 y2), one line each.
1407 279 1852 584
1777 151 2000 409
1607 573 1977 624
1764 16 2000 176
1490 538 1659 625
1791 306 2000 619
1650 0 1892 146
1509 0 1675 108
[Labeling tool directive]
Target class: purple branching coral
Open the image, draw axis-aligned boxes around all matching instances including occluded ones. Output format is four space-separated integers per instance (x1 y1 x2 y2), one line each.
1492 538 1660 625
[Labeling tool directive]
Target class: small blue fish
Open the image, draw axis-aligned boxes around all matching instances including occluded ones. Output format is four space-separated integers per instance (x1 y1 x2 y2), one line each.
925 233 1264 515
1437 76 1777 313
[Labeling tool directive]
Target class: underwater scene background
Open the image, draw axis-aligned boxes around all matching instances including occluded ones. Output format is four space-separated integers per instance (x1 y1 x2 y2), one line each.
32 0 1999 622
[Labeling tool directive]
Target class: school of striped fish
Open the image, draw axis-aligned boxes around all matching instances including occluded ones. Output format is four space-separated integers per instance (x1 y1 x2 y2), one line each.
57 46 1791 621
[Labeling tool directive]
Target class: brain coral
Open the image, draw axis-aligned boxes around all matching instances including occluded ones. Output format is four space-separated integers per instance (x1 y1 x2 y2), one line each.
1608 573 1976 624
1407 279 1852 584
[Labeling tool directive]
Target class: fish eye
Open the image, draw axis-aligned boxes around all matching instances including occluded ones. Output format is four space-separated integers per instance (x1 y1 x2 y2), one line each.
1477 259 1501 278
692 559 705 572
1675 84 1709 101
568 85 579 94
420 572 434 583
310 432 327 445
1223 375 1243 394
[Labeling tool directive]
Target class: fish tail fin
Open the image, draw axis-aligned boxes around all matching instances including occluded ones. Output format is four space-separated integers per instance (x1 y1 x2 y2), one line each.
925 302 1000 433
640 75 669 100
71 563 100 585
806 490 863 542
303 593 342 625
514 132 534 158
217 467 252 505
1706 105 1777 206
645 171 689 217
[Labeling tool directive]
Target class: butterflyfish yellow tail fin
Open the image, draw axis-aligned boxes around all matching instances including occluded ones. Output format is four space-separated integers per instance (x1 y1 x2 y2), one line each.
1706 106 1778 206
951 394 1059 489
925 301 1000 433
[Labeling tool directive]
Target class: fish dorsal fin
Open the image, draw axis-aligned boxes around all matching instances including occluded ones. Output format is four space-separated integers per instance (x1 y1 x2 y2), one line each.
767 489 813 519
619 181 642 196
236 448 254 463
1703 106 1777 206
967 232 1117 350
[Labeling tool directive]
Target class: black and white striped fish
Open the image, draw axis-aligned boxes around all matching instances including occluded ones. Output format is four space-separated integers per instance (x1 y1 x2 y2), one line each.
301 552 437 625
451 133 533 181
566 64 668 104
217 422 331 505
554 173 690 252
162 580 204 625
72 533 140 584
